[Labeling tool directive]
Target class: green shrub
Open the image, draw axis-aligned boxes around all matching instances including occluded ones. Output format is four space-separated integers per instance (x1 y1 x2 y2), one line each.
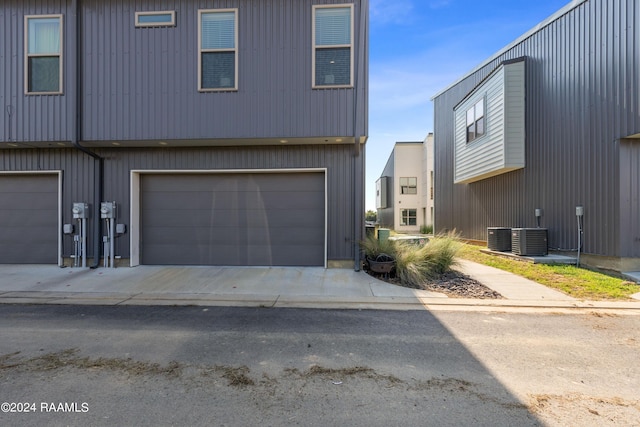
420 224 434 235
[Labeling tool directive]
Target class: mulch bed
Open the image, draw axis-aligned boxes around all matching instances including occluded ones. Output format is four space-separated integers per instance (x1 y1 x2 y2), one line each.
366 268 503 299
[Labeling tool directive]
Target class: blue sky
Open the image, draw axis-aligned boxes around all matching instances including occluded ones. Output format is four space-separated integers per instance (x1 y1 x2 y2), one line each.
365 0 571 210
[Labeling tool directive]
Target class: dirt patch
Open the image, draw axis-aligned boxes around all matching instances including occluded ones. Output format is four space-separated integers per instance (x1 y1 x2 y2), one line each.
284 364 402 385
208 365 255 387
1 349 182 378
530 393 640 426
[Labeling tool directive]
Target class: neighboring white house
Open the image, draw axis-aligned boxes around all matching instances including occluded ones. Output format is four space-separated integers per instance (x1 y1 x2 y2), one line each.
376 133 434 233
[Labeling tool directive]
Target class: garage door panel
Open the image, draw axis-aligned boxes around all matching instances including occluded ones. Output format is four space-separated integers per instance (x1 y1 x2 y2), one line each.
141 172 325 266
0 225 58 242
144 174 321 193
142 225 324 246
143 209 324 229
141 190 323 212
0 209 58 227
142 243 324 266
0 174 58 264
0 177 54 192
0 193 58 209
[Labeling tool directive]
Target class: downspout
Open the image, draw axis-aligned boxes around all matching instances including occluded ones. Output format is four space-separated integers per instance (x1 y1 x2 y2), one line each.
351 0 368 271
70 0 103 268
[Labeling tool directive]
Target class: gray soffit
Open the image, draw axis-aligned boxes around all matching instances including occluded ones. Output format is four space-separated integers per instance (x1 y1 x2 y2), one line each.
0 137 365 149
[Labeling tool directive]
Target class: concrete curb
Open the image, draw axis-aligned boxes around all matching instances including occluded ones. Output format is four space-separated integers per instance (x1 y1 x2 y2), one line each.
1 291 639 313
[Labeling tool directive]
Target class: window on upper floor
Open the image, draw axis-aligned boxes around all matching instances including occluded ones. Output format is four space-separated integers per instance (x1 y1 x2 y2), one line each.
400 209 417 226
198 9 237 91
400 177 417 195
466 98 485 143
313 5 353 88
135 11 176 27
25 15 63 94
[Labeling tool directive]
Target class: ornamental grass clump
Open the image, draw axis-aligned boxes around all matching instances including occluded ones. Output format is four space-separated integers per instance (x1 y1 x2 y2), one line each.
421 233 462 275
361 232 462 288
360 234 397 261
394 233 462 288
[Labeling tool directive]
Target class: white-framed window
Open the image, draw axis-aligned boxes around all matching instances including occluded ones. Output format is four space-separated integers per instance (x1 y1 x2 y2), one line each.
198 9 237 91
400 209 417 226
400 177 417 195
466 98 485 143
135 11 176 27
312 4 353 88
25 15 63 95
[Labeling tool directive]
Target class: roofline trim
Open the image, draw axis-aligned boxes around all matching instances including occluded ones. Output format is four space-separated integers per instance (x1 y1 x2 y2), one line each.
431 0 587 100
452 56 526 111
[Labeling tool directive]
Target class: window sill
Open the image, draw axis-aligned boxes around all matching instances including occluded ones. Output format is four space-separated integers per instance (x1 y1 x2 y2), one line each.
198 88 238 93
25 91 63 96
312 85 353 90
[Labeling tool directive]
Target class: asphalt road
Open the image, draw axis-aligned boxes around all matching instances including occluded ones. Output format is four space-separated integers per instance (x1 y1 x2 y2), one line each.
1 305 639 426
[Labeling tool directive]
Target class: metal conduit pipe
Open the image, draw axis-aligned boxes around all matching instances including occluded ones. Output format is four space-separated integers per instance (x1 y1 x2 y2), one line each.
351 0 368 271
70 0 103 268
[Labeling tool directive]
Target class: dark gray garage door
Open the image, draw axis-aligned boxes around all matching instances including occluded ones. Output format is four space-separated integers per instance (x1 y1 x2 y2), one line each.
0 174 58 264
141 172 325 266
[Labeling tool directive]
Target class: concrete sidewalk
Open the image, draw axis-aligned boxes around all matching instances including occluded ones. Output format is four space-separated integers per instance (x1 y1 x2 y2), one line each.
0 261 638 312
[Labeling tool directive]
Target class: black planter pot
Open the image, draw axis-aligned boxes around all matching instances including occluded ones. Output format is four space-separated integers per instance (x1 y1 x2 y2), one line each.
366 254 395 274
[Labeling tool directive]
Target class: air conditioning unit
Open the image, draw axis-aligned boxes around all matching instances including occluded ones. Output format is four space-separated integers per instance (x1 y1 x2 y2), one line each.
487 227 511 251
511 228 548 256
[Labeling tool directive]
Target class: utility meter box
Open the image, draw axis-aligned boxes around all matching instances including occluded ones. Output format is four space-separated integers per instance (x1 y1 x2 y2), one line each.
72 203 89 219
100 201 116 219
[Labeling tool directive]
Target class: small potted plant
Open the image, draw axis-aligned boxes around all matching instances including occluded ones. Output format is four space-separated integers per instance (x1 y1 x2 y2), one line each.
360 235 396 274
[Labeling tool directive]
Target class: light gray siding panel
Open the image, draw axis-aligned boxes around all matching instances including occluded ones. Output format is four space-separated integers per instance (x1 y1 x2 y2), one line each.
434 0 640 258
80 0 365 141
1 1 72 143
504 61 526 166
453 61 525 184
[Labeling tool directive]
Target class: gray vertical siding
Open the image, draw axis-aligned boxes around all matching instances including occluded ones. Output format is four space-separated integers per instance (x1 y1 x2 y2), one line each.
376 151 394 228
2 0 367 143
0 144 359 261
80 0 365 141
1 0 73 143
433 0 640 258
619 140 640 258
